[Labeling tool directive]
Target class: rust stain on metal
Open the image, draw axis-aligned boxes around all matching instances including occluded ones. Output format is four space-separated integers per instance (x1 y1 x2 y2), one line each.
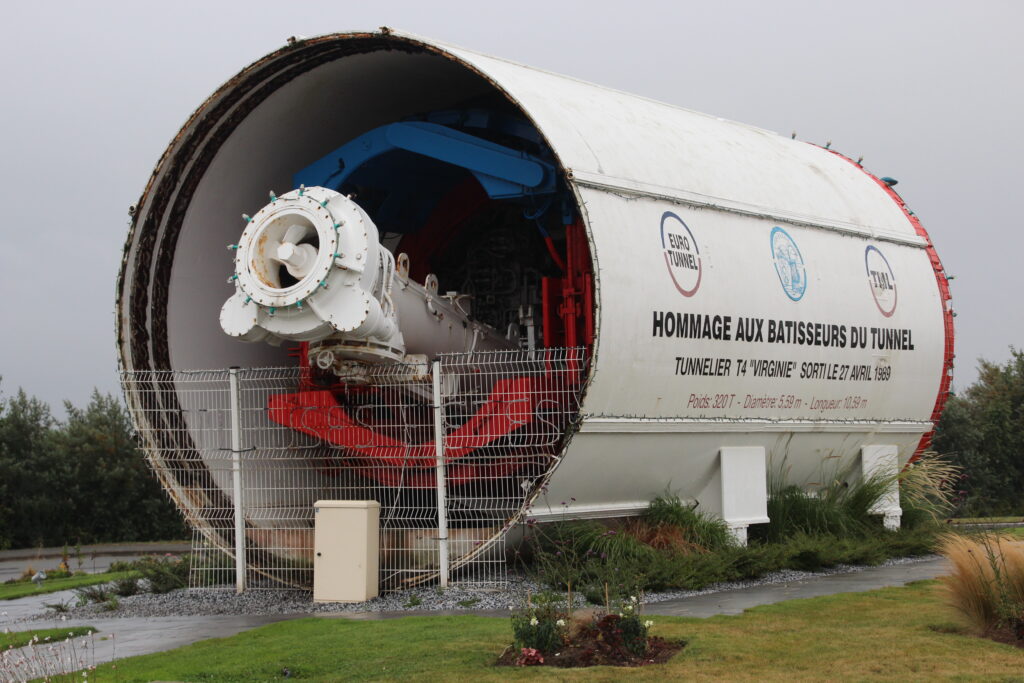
253 231 275 287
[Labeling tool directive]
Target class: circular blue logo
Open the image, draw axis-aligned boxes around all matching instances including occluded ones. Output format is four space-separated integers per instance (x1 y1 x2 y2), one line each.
770 227 807 301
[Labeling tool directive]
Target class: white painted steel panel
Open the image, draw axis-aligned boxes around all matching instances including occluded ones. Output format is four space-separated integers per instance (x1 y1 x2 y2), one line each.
573 188 944 424
407 31 920 241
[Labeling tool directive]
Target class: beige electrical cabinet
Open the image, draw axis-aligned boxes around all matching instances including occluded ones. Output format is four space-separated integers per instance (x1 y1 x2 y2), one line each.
313 500 380 603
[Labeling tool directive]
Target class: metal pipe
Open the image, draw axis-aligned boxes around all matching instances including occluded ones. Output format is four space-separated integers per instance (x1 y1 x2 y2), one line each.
228 367 246 593
431 360 449 587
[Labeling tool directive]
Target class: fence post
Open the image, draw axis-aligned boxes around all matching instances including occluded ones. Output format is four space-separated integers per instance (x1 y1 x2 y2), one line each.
228 367 246 593
431 360 449 587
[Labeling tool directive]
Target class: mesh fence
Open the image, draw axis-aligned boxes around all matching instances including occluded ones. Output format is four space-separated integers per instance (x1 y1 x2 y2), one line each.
121 347 586 592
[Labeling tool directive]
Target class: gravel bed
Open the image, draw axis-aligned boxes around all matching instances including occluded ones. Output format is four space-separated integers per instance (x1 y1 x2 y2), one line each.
22 554 939 622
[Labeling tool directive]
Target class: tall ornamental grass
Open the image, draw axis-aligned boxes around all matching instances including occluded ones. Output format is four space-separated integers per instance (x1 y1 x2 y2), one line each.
758 452 961 542
632 493 734 553
939 534 1024 637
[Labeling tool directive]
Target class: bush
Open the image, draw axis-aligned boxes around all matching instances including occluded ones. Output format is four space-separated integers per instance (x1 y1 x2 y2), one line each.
0 385 187 549
757 483 873 542
511 592 568 654
898 453 963 523
135 554 190 593
528 520 655 593
505 592 661 668
718 543 788 581
880 527 939 557
529 523 944 597
74 584 111 605
112 576 141 597
596 595 650 657
640 493 734 552
933 349 1024 516
642 549 734 591
755 453 961 543
939 533 1024 636
526 474 952 599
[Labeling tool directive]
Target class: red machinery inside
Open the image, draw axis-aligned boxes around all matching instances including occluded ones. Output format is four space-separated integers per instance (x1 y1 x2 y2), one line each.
267 181 594 487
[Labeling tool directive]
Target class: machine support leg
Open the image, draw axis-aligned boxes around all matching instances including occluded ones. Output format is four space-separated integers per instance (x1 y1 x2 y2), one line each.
432 360 450 588
228 367 246 594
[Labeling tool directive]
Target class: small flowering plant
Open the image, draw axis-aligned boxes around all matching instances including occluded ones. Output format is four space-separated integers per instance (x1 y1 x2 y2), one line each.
511 592 569 657
514 648 545 666
606 594 652 656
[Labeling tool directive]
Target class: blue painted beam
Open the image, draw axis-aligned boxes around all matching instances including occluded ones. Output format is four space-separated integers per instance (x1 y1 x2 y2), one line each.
293 121 555 199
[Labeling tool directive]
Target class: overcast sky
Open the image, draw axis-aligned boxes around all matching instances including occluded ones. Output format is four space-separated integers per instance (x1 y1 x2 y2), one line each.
1 0 1020 412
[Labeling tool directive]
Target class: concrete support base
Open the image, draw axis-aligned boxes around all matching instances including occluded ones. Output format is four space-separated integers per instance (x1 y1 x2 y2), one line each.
720 446 770 547
861 444 902 531
726 524 749 546
883 512 902 531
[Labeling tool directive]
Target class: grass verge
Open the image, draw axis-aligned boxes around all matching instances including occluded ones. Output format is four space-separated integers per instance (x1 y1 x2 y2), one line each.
82 582 1023 681
0 571 139 601
0 626 95 650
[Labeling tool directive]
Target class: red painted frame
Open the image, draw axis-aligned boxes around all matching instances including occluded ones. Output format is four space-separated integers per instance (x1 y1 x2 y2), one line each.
827 149 955 459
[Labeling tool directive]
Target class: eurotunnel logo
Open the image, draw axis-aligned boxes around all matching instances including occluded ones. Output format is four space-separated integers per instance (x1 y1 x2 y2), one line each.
661 212 702 297
770 227 807 301
865 245 898 317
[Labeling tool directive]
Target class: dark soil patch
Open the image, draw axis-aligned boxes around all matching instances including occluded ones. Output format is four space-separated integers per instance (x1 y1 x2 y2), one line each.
984 624 1024 650
498 613 687 668
497 638 684 671
933 621 1024 649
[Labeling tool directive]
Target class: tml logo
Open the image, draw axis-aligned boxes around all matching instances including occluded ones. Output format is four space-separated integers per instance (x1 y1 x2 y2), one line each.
661 211 702 297
865 245 898 317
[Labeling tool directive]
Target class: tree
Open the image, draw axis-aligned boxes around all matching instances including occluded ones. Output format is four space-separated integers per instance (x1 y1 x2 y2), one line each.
933 348 1024 516
57 391 187 544
0 381 186 549
0 386 62 549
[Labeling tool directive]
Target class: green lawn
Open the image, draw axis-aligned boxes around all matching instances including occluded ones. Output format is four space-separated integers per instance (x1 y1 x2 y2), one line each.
84 581 1024 682
0 626 95 649
0 571 139 601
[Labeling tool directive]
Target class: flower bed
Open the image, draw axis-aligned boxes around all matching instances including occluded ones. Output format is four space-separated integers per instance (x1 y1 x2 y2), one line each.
497 593 684 668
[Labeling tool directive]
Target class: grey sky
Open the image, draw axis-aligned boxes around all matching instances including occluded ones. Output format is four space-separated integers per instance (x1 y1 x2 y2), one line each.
1 0 1020 411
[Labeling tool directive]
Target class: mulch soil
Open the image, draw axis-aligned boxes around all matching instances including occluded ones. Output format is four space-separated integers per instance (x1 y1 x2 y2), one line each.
497 635 685 668
984 624 1024 650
